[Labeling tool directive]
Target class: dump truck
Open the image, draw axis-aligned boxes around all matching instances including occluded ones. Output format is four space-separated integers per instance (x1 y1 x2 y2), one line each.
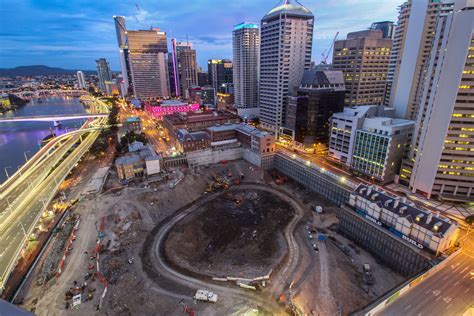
194 290 218 303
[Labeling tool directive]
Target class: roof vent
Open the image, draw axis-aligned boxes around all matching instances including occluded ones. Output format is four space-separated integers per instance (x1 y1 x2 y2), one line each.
415 213 425 222
394 198 400 209
371 193 379 201
399 206 407 215
426 213 433 224
367 186 373 196
433 221 443 232
360 187 367 194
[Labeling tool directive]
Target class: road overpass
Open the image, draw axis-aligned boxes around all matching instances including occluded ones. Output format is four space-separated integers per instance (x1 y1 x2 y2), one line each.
0 113 108 123
0 96 110 292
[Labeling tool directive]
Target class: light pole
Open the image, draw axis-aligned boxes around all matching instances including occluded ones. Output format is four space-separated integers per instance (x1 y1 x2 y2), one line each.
4 166 12 179
23 151 31 163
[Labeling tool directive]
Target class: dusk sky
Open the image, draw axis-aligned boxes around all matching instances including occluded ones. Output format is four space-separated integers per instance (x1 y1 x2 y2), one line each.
0 0 401 71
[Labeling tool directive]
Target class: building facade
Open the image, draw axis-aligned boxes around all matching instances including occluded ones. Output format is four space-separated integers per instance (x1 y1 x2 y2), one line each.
171 40 198 98
284 69 345 149
144 100 200 120
328 106 380 166
113 16 132 95
127 29 170 99
388 0 453 119
349 184 458 255
333 30 392 106
95 58 112 92
351 117 414 183
399 0 474 200
370 21 395 39
259 0 314 133
208 59 233 94
76 71 86 89
232 22 260 116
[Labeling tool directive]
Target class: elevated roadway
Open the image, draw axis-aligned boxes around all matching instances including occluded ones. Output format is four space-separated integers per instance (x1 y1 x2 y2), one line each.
0 96 109 292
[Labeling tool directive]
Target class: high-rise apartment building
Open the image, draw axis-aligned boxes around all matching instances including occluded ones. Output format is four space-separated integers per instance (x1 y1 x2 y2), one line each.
285 69 345 149
370 21 395 39
113 16 132 95
76 71 86 89
127 29 170 99
387 0 454 119
95 58 112 92
333 30 392 106
399 0 474 200
208 59 233 93
171 40 199 98
259 0 314 133
232 22 260 116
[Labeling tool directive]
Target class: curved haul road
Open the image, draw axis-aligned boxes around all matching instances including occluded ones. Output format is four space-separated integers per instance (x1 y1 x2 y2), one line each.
141 183 305 314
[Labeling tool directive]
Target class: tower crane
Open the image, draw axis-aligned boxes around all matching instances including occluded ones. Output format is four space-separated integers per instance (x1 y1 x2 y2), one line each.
321 31 339 65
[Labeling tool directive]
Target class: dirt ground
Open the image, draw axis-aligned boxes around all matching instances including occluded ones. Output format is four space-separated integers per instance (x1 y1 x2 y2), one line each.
164 189 295 279
18 159 406 316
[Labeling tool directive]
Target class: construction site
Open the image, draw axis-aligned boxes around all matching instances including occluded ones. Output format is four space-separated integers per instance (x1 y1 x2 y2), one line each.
16 159 405 315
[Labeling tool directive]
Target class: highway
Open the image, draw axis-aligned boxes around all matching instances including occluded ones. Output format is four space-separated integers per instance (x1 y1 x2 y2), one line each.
0 96 109 292
378 234 474 316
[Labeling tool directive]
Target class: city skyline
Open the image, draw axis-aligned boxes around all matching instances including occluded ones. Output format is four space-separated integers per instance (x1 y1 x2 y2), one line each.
0 0 401 70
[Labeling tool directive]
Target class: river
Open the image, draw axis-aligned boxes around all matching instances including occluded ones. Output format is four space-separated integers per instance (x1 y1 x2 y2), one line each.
0 97 87 184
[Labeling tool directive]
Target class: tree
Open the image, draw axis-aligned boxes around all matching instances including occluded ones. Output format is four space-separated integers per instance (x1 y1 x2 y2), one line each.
466 214 474 225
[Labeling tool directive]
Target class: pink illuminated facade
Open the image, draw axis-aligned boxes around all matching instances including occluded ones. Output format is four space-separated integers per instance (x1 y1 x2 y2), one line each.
144 100 200 120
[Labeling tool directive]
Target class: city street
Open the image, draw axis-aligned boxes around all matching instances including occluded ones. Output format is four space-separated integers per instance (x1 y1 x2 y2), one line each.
379 232 474 316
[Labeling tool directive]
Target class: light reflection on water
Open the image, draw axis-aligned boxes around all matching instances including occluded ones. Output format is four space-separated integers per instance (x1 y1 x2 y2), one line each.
0 97 87 184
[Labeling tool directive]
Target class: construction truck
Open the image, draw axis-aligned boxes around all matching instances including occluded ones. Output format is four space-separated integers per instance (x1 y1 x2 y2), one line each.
194 290 218 303
363 263 374 285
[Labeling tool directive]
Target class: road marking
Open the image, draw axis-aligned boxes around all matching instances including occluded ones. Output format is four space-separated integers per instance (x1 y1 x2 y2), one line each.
425 289 431 294
454 281 459 286
447 304 452 309
465 287 471 293
404 304 412 311
442 275 449 280
460 267 468 274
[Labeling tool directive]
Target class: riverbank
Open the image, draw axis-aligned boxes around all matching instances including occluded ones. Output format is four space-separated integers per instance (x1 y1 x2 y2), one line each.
0 94 29 114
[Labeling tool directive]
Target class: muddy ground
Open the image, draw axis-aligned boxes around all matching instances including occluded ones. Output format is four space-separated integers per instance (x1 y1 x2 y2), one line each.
164 189 295 279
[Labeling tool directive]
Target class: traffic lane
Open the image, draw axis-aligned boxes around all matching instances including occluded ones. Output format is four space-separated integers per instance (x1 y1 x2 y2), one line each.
380 253 474 316
0 132 97 279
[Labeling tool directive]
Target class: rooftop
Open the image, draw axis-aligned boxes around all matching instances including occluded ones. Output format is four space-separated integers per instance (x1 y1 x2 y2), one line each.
263 0 313 21
207 123 240 132
352 184 456 236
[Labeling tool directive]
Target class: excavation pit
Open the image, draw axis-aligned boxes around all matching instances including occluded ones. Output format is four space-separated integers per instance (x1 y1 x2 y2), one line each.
164 188 296 279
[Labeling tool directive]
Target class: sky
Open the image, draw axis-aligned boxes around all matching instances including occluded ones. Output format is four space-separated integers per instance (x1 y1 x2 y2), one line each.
0 0 401 71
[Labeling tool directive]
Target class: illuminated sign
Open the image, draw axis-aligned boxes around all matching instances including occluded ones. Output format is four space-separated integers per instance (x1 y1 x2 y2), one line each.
402 235 424 249
233 22 259 31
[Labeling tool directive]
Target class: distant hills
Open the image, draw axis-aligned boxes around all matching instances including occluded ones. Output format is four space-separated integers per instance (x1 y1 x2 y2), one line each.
0 65 97 77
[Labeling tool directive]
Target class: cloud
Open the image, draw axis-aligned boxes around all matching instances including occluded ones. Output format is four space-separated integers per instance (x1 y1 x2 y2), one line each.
0 0 401 69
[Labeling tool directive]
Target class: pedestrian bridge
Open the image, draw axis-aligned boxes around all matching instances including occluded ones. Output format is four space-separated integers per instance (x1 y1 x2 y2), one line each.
0 113 108 123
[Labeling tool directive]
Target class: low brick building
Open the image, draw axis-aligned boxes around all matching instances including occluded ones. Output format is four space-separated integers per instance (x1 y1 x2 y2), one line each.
176 129 211 153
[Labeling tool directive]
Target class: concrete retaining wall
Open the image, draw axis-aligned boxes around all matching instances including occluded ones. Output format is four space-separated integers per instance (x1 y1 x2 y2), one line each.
273 153 351 205
337 206 430 276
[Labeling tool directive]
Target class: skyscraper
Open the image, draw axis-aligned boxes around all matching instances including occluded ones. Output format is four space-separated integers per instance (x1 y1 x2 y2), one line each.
76 71 86 89
259 0 314 133
285 69 345 149
332 30 392 106
171 40 198 98
387 0 453 119
399 0 474 200
127 29 170 99
207 59 233 94
113 16 132 95
232 22 260 116
370 21 395 39
95 58 112 92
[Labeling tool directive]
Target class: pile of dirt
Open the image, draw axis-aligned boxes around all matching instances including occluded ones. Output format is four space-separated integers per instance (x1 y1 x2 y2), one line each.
164 189 295 279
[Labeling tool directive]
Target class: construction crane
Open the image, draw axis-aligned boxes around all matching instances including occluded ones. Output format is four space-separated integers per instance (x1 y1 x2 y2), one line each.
135 3 153 30
321 31 339 65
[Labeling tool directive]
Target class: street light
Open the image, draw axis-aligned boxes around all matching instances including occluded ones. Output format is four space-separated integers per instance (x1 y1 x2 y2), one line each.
4 166 12 179
23 151 31 163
